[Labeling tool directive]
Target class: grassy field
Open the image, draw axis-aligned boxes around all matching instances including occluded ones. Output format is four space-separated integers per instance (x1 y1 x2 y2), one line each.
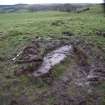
0 4 105 105
0 5 105 58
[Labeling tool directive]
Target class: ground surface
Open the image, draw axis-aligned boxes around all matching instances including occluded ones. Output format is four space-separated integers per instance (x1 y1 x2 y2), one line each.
0 4 105 105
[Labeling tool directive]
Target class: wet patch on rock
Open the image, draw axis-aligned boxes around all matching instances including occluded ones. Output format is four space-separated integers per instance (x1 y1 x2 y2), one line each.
32 45 73 77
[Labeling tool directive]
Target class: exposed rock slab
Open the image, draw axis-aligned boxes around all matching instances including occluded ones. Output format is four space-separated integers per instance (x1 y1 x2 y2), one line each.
32 45 73 77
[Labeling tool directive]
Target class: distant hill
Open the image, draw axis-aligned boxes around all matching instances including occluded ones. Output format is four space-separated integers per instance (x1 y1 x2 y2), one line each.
0 3 91 13
0 4 28 12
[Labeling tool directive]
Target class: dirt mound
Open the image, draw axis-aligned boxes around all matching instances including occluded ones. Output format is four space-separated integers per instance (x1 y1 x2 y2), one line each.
14 40 44 76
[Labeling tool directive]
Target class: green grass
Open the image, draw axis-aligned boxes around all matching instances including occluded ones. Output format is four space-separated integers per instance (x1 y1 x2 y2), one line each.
0 5 105 58
96 82 105 105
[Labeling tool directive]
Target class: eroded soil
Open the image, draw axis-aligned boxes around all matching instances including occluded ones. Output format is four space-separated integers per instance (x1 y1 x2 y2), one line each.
1 37 105 105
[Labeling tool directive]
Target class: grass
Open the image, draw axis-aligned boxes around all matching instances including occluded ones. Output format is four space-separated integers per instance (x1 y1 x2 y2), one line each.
0 4 105 105
0 5 105 58
95 82 105 105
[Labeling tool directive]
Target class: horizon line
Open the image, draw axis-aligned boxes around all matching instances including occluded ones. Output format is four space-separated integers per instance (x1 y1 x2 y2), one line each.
0 2 104 5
